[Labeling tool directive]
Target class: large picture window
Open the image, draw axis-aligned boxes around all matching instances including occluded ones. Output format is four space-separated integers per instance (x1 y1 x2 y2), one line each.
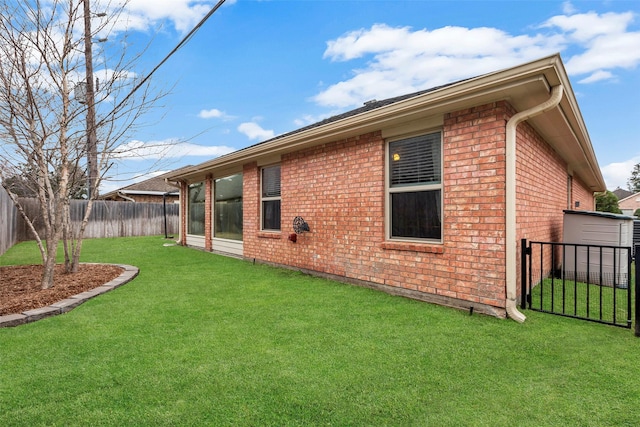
388 132 442 241
261 165 281 230
214 174 243 241
188 182 205 235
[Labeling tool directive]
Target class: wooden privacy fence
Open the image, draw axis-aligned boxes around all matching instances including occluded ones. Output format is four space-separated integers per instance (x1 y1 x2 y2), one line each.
12 198 179 242
0 186 19 256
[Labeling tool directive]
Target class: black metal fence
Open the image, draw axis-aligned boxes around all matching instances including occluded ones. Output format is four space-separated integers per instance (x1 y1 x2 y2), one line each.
634 221 640 258
521 239 637 330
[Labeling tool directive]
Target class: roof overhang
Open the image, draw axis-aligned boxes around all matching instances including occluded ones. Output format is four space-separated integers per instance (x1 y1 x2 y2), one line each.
167 54 605 192
118 190 179 196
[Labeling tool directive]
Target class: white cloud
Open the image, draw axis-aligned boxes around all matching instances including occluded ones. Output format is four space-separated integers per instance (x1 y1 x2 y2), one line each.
563 31 640 75
198 108 234 120
112 139 235 160
315 24 562 108
237 122 275 141
133 170 168 182
313 9 640 108
542 11 640 76
96 0 230 34
578 70 614 84
126 0 211 32
542 11 634 43
601 155 640 191
562 1 578 15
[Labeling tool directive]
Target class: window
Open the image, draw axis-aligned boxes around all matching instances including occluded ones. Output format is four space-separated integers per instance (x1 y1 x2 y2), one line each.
261 165 281 230
214 174 243 241
188 182 205 235
388 132 442 241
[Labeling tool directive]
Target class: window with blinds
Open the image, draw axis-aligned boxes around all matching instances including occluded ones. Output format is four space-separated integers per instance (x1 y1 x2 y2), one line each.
388 132 442 241
262 165 281 198
261 165 281 231
390 133 441 187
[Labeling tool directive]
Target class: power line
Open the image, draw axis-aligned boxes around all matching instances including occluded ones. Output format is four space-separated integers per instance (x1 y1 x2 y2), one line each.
108 0 227 117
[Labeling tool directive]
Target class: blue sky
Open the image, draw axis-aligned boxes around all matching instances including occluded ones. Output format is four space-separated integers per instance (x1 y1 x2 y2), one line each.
99 0 640 194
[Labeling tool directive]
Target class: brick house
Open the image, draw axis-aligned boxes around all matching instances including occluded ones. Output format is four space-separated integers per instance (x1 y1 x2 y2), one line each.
166 55 605 321
101 170 182 203
613 187 633 202
618 191 640 216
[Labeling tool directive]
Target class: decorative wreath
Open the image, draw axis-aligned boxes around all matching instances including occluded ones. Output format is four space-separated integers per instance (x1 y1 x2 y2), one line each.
293 216 310 234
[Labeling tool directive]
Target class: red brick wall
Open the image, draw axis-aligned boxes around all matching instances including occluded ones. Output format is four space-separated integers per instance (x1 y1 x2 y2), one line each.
515 117 568 244
619 195 640 213
442 102 509 308
572 175 595 210
245 132 387 278
243 102 519 314
514 113 594 243
514 108 595 295
243 162 263 255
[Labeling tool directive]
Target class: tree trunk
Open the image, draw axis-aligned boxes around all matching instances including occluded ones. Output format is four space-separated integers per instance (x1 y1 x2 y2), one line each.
62 199 72 273
41 228 60 290
71 198 94 272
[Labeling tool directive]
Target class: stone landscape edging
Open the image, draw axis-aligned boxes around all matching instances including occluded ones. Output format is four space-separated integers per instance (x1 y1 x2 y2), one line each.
0 264 139 328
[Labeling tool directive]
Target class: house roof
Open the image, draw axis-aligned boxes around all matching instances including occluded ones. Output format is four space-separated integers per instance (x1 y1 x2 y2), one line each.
613 187 633 200
101 168 188 199
167 54 606 192
618 191 640 204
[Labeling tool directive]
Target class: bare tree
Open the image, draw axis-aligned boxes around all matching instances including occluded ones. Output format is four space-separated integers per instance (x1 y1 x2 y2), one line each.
0 0 163 288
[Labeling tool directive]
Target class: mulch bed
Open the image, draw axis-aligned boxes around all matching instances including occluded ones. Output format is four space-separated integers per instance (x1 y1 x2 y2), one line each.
0 264 123 316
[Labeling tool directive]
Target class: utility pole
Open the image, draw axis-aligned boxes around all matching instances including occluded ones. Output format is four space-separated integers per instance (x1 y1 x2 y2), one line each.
83 0 98 199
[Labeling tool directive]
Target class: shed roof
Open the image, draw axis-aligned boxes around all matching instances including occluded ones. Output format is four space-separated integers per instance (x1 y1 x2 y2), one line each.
563 209 636 221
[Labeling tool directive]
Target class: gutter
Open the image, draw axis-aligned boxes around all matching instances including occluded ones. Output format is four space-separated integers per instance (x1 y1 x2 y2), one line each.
118 190 178 196
505 84 564 323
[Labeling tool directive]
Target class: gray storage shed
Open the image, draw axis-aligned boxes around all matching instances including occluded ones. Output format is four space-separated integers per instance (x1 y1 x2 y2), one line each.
562 210 635 287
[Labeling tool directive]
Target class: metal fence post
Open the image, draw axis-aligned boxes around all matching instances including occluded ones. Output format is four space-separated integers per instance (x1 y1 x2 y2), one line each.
635 245 640 337
521 239 527 309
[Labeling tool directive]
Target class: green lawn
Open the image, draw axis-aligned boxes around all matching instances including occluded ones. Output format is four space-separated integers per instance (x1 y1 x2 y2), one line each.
1 236 640 426
529 276 631 326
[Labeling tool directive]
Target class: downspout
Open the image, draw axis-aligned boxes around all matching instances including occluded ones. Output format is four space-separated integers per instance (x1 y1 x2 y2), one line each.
505 85 564 322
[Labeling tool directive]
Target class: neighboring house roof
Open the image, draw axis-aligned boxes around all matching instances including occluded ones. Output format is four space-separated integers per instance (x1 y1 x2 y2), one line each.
166 54 606 193
101 168 187 200
613 187 633 200
618 191 640 208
